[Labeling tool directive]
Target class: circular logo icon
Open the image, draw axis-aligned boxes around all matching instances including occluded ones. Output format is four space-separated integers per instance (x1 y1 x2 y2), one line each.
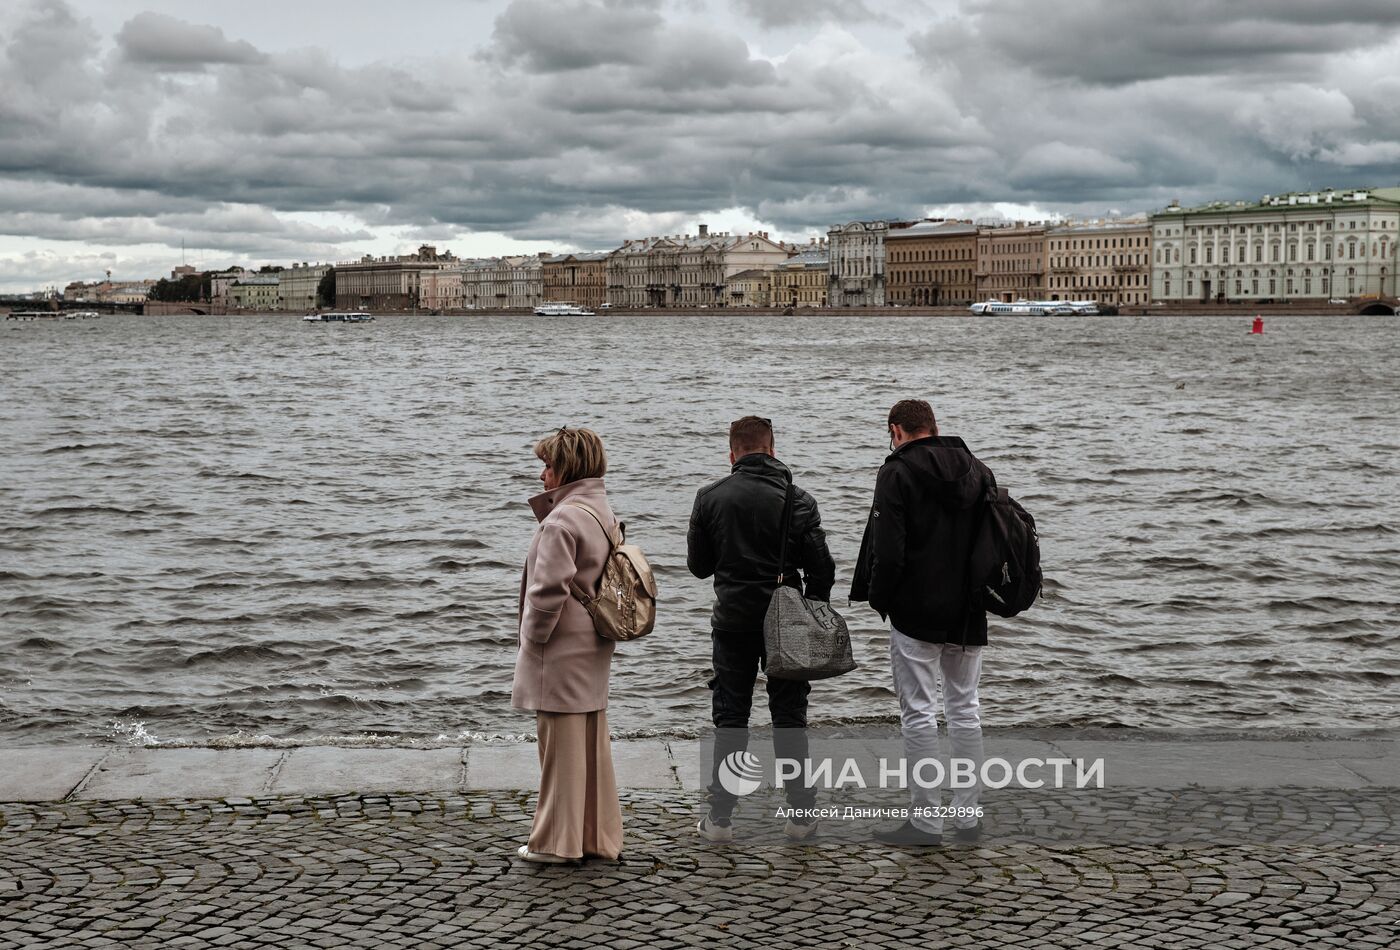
717 750 764 797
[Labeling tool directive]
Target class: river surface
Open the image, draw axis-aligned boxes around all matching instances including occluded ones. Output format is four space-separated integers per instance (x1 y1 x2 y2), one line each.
1 313 1397 746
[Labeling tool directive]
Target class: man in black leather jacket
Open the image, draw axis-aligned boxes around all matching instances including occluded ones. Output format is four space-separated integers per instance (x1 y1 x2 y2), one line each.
688 416 835 841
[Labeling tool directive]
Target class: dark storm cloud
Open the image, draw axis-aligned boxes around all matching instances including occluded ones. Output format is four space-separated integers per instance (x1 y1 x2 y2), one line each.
3 0 1400 285
117 12 264 68
925 0 1400 86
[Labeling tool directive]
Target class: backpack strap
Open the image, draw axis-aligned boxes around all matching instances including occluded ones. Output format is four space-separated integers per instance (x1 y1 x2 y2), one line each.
958 473 995 648
564 501 622 547
563 501 620 606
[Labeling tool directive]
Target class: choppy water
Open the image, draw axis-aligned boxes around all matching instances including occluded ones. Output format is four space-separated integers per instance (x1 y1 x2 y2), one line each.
1 313 1397 746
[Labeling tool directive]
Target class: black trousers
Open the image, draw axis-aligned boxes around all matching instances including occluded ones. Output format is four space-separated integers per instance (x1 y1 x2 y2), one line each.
706 629 816 818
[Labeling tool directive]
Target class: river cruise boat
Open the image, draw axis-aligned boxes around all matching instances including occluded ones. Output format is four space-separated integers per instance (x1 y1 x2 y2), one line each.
5 310 60 320
533 303 596 316
303 312 374 323
969 299 1098 316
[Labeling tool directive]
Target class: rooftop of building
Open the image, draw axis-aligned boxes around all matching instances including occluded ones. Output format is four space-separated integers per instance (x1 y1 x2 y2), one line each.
1048 217 1151 234
778 247 830 268
886 219 978 239
728 268 769 281
1155 187 1400 217
544 251 611 263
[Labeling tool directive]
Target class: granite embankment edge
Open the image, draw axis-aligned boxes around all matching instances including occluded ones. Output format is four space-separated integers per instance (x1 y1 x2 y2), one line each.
3 731 1397 803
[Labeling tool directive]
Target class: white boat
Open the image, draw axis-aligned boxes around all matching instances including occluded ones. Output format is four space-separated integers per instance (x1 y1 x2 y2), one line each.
969 300 1051 315
969 299 1098 316
303 311 374 323
533 303 596 316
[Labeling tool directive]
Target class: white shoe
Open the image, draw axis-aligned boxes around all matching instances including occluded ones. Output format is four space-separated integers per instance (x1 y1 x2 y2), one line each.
696 814 734 842
784 818 820 841
515 845 573 864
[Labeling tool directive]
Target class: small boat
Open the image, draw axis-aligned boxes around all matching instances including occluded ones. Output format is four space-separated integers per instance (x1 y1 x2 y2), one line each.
533 303 596 316
62 311 101 320
303 312 374 323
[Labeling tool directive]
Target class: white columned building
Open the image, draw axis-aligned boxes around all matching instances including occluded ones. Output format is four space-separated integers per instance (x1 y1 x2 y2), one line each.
1150 189 1400 304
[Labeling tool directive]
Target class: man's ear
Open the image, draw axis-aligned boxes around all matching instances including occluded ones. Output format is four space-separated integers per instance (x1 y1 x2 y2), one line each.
728 450 736 466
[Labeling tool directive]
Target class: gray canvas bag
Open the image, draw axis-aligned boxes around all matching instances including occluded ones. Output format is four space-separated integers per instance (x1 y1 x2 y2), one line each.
762 480 857 681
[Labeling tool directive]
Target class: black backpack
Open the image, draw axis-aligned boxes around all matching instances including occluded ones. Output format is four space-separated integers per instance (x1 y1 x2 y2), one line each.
965 479 1042 618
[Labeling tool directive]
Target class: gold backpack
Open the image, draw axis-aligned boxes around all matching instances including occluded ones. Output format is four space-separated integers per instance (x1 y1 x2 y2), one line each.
565 502 657 642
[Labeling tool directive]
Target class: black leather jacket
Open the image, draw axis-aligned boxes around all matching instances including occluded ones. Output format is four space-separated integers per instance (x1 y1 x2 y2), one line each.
850 436 994 645
687 454 836 634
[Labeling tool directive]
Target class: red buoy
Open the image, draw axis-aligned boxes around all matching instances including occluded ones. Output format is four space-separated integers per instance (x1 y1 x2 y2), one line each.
1250 316 1264 334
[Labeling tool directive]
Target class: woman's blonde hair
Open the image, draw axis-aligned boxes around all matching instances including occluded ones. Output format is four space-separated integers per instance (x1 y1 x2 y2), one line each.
534 427 607 486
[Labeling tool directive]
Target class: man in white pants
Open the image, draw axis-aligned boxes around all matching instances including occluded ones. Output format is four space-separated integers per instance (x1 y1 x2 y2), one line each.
850 399 993 846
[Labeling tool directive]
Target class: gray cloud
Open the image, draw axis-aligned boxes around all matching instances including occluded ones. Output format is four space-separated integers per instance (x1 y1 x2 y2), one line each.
117 11 264 69
490 0 662 72
733 0 887 28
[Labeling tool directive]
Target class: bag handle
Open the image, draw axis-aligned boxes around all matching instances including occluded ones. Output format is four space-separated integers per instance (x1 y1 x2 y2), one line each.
775 478 796 584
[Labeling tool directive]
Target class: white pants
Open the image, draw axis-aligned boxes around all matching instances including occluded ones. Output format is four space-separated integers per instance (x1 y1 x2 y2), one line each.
889 626 984 834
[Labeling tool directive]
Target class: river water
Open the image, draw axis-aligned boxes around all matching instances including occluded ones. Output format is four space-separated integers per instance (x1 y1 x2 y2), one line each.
1 313 1397 746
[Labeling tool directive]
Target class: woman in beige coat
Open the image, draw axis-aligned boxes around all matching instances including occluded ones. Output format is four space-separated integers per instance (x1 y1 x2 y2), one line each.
511 427 623 863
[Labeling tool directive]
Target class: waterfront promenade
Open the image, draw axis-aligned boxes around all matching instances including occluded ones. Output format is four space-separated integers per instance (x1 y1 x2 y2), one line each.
2 735 1396 948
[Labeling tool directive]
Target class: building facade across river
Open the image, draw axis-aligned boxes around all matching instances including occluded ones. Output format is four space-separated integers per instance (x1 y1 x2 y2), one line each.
1150 188 1400 304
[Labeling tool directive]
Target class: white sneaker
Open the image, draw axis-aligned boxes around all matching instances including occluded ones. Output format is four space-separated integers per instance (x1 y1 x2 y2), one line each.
784 818 820 841
696 814 734 842
515 845 573 864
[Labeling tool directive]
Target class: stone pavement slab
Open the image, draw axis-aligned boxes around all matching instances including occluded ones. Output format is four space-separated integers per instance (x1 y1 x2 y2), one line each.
74 748 283 800
611 740 677 788
668 739 702 791
0 747 106 802
270 747 464 796
462 742 541 789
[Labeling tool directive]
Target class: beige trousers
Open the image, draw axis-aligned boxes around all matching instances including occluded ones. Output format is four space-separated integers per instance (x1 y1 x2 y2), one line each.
529 709 623 860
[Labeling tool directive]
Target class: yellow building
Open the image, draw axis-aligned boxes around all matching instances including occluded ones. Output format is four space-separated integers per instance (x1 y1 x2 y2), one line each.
725 268 772 307
1046 219 1152 305
769 245 828 308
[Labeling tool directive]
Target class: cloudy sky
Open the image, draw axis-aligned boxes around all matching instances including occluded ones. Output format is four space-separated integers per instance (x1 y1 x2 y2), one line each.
3 0 1400 291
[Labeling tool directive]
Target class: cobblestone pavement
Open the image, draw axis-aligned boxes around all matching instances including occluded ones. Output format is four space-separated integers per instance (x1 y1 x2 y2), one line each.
2 790 1396 949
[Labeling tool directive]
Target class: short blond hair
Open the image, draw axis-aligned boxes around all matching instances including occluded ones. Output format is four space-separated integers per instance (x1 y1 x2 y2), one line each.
534 427 607 486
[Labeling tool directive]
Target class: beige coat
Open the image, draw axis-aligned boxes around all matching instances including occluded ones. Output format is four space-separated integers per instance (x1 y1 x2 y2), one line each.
511 477 617 713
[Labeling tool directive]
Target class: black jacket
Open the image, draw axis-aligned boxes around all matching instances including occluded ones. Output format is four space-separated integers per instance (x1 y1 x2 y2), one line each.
850 436 994 645
688 453 836 634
